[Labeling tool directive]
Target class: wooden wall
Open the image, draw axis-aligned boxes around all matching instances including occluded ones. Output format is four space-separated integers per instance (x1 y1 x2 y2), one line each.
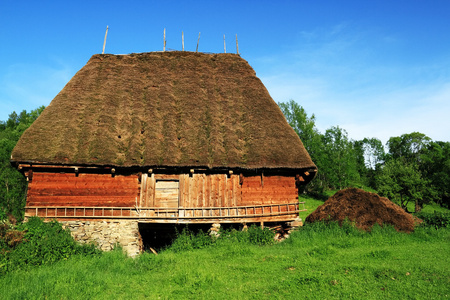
240 175 298 206
26 172 298 209
140 173 297 208
26 173 139 207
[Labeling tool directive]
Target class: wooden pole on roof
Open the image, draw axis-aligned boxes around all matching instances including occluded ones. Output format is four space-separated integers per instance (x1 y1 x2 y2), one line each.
163 28 166 52
196 32 201 52
236 34 239 54
182 31 184 51
224 34 226 53
102 26 109 54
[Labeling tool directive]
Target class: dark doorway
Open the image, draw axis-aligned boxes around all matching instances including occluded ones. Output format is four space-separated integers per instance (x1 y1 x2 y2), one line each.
138 223 212 252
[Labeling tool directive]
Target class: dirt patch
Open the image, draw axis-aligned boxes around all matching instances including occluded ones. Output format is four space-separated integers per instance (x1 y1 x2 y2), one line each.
305 188 420 232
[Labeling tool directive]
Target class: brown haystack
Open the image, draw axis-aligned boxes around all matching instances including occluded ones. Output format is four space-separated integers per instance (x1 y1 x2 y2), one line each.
12 51 315 171
305 188 419 232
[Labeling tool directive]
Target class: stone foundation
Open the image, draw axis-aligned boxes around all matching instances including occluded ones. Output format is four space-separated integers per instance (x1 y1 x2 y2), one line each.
60 220 142 257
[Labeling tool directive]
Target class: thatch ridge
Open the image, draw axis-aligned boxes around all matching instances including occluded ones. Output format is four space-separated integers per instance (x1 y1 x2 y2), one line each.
12 51 316 171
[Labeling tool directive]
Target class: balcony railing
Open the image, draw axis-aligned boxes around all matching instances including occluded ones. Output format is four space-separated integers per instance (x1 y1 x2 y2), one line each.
25 202 305 223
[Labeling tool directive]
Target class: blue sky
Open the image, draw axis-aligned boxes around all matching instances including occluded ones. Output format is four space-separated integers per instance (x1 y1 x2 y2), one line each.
1 0 449 144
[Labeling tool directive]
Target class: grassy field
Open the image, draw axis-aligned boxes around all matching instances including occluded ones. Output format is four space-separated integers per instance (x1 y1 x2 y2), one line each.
1 220 449 299
1 193 449 299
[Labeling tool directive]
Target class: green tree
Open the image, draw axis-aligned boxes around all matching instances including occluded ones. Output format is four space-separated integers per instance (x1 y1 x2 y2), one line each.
420 141 450 208
278 100 325 195
384 132 439 211
321 126 359 190
0 106 45 221
354 138 385 188
386 132 431 163
278 101 362 194
278 100 322 159
376 158 431 212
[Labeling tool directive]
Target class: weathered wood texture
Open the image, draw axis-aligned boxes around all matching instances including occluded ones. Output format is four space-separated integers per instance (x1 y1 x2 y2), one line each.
25 172 300 221
240 175 297 206
140 173 297 209
26 173 139 207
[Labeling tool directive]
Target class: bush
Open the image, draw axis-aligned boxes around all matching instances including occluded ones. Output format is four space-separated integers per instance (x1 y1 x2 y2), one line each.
169 227 214 252
415 211 450 229
246 225 276 246
1 217 100 274
167 224 276 252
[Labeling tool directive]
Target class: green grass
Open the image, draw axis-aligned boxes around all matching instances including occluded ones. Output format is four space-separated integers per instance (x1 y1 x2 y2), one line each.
299 194 325 222
1 222 449 299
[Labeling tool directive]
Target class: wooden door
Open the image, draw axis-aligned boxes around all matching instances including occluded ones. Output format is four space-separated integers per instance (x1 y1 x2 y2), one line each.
139 174 180 209
155 180 179 208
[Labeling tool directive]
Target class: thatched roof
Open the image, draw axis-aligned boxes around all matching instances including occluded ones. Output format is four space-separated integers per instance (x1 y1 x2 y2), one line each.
12 51 316 171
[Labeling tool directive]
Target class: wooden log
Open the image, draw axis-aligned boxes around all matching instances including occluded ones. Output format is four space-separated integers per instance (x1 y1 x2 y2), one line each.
102 25 108 54
196 32 201 52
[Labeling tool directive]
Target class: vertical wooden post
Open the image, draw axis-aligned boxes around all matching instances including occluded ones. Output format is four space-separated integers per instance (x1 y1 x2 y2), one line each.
196 32 201 52
163 28 166 52
102 26 109 54
236 34 239 54
182 31 184 51
223 34 226 53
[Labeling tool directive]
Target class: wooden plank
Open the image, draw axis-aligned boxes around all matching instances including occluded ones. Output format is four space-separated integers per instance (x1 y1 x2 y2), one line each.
26 195 136 203
155 190 178 199
222 174 227 207
155 181 179 189
226 174 232 208
192 174 198 207
155 180 179 208
32 173 138 183
146 173 155 208
214 175 220 207
179 174 185 207
27 199 134 207
232 174 239 206
182 174 189 207
198 174 204 208
154 174 179 180
205 174 211 207
218 174 223 207
28 188 139 197
140 173 148 207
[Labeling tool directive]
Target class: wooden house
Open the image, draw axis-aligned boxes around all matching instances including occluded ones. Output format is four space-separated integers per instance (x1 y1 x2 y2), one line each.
11 51 316 253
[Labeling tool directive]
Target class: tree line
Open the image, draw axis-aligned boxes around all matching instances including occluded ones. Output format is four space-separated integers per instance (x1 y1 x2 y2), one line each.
279 100 450 212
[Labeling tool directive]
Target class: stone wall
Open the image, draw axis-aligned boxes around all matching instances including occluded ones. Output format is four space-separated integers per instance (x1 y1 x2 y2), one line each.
60 220 142 257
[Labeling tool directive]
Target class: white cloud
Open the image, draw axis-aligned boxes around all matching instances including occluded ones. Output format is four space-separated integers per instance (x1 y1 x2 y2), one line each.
255 23 450 144
263 70 450 144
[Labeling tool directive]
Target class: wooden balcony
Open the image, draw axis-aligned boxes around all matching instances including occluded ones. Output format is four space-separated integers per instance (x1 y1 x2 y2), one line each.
25 202 305 223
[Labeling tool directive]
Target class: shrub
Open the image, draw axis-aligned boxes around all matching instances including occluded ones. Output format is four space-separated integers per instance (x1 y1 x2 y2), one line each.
168 224 276 252
415 211 450 229
246 225 275 246
169 227 214 252
0 217 100 274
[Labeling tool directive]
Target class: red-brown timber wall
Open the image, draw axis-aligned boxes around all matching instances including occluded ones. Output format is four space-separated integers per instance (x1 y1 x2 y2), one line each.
139 173 297 208
26 173 139 207
25 172 300 221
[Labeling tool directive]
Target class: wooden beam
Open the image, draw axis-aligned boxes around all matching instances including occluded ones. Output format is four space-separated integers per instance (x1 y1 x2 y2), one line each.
102 26 108 54
163 28 166 51
196 32 201 52
223 34 226 53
